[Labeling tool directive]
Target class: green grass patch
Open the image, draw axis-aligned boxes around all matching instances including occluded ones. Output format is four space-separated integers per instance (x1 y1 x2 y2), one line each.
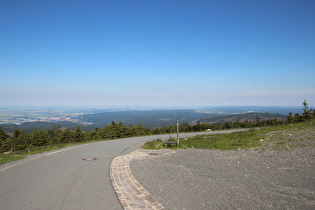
0 145 66 165
181 130 261 150
19 145 65 156
141 139 165 150
0 137 118 166
142 129 262 150
0 138 114 166
142 120 315 151
0 154 25 165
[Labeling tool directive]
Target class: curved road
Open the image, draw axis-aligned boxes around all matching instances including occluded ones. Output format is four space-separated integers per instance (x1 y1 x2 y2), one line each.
0 129 248 210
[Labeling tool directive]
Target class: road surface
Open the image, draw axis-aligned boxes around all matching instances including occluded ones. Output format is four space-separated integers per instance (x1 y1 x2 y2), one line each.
0 129 248 210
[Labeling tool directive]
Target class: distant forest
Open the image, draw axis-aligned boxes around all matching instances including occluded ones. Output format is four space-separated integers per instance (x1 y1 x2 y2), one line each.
0 100 314 153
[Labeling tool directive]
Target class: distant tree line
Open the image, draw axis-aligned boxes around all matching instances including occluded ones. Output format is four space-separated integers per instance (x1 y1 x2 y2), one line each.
1 100 314 153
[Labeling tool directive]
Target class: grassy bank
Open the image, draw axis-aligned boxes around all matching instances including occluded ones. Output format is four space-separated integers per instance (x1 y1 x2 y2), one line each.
142 120 315 151
0 145 66 165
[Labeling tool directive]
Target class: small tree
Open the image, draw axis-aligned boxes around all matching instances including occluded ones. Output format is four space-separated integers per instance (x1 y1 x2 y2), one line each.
225 121 234 129
13 129 29 151
287 112 294 123
311 108 315 119
0 127 10 152
302 99 311 120
61 128 73 143
75 126 83 142
31 129 48 147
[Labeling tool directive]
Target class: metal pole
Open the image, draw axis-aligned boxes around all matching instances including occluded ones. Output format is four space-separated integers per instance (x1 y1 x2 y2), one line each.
176 120 179 146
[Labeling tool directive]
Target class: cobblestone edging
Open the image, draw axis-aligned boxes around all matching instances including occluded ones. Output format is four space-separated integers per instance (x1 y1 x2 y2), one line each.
110 150 165 210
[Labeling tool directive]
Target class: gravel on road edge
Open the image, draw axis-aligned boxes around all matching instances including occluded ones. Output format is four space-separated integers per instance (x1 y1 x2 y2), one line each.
130 128 315 209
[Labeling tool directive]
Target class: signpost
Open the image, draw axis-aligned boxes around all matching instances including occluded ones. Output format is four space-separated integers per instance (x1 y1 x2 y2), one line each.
176 120 179 146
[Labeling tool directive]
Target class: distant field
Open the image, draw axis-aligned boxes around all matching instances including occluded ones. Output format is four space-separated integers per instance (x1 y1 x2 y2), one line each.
0 106 303 133
0 106 93 125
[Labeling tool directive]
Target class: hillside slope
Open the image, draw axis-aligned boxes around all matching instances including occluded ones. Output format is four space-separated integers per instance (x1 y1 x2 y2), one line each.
79 110 224 128
198 112 287 124
1 121 80 134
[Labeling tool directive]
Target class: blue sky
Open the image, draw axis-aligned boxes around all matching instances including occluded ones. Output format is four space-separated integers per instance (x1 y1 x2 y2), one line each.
1 0 314 107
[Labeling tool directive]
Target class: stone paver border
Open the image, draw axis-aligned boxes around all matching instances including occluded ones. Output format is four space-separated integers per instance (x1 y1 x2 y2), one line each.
110 150 165 210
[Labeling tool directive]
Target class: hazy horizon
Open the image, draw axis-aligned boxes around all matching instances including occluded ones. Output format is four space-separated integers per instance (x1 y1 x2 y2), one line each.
0 105 305 128
0 104 306 109
1 0 314 107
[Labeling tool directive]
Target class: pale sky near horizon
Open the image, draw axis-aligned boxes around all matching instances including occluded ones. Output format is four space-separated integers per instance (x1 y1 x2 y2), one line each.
1 0 315 107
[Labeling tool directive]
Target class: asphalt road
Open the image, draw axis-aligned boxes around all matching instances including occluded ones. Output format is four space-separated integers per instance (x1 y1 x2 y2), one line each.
0 129 249 210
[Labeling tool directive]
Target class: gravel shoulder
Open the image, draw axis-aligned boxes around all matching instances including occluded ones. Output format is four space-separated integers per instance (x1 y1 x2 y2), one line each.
130 128 315 209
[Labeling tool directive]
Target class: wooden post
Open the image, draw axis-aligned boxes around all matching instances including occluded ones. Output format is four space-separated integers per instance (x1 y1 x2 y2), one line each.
176 120 179 146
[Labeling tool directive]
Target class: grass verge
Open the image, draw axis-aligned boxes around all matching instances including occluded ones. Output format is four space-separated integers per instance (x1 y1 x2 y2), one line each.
0 145 66 165
142 120 315 151
0 138 112 166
